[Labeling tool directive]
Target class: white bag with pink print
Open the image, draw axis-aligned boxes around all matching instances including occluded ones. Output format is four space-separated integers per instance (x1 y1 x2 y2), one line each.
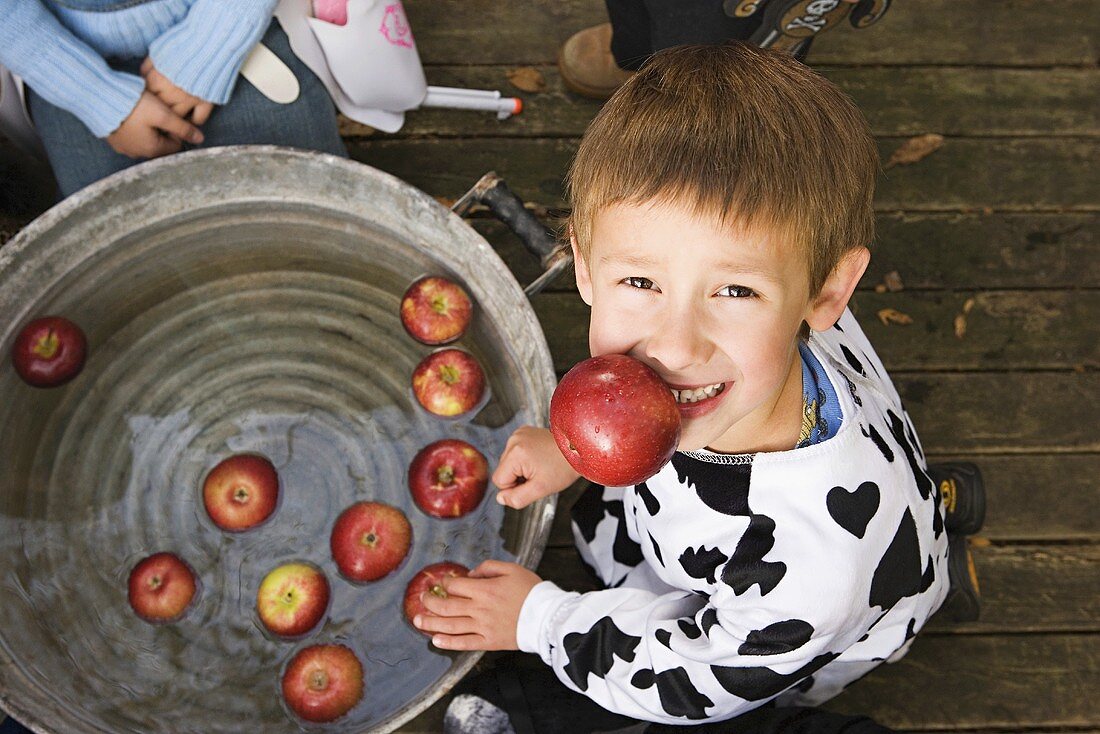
274 0 427 132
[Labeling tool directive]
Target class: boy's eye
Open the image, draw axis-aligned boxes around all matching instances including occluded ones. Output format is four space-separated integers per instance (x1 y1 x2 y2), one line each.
623 277 655 290
716 285 756 298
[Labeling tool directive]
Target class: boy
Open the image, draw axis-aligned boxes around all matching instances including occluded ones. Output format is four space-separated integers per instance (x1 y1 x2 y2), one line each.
415 43 981 729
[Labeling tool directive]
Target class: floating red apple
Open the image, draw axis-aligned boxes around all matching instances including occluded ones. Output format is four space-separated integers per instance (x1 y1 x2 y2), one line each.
550 354 681 487
403 562 469 633
411 348 486 417
128 552 198 624
330 501 411 582
11 316 86 388
281 643 364 723
408 439 489 518
401 276 473 345
202 454 279 532
257 562 330 638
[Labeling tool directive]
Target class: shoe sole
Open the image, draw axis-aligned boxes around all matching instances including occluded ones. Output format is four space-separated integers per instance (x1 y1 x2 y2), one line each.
943 535 981 623
557 51 625 101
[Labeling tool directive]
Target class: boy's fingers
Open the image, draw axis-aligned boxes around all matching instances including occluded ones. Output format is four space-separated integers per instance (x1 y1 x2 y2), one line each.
413 613 474 636
155 109 204 145
420 590 468 617
191 102 214 126
473 559 513 576
140 57 153 76
429 633 486 651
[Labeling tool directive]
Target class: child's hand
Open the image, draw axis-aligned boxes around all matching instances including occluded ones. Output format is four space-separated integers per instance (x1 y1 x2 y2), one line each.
493 426 581 510
413 559 541 651
140 58 215 125
106 91 204 159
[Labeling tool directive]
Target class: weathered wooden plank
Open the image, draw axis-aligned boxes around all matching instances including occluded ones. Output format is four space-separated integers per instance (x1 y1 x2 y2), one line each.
403 0 1100 67
476 214 1100 292
533 544 1100 634
530 290 1100 372
348 66 1100 139
826 634 1100 729
546 453 1100 546
348 138 1100 212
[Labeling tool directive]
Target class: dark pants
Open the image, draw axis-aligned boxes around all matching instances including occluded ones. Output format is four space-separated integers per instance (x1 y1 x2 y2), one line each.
605 0 764 70
27 18 347 199
455 654 896 734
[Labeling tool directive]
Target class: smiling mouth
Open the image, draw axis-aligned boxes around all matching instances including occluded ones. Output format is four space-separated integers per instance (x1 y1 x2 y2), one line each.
670 382 726 404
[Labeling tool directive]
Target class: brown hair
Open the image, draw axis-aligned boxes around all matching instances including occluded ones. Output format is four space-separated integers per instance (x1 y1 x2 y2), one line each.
567 42 878 296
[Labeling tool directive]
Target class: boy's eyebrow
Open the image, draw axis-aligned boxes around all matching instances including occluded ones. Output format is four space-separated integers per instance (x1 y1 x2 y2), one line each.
600 253 782 282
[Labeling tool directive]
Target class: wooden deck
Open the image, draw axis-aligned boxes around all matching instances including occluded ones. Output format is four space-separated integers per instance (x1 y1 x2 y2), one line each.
1 1 1097 731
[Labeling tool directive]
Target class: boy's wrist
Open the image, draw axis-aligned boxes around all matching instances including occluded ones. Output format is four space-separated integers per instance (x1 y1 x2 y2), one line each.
516 580 579 661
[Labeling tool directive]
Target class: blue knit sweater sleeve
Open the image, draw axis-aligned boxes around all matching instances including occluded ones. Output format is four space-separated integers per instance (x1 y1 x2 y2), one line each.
0 0 144 138
148 0 278 104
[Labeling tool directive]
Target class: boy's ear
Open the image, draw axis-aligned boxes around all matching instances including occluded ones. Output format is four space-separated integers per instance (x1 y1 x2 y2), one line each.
570 227 594 306
805 246 870 331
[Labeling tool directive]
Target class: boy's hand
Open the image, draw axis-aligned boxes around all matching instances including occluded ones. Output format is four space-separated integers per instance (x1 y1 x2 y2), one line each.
106 91 204 159
413 559 541 651
140 58 215 125
493 426 581 509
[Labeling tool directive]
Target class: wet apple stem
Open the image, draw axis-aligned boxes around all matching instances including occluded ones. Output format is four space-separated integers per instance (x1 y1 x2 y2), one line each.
308 669 329 691
431 296 448 313
430 583 448 599
148 575 163 590
436 465 455 485
439 365 460 385
33 331 60 359
232 486 250 503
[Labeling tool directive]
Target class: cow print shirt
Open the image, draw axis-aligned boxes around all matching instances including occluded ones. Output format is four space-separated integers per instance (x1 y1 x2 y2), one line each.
516 309 950 724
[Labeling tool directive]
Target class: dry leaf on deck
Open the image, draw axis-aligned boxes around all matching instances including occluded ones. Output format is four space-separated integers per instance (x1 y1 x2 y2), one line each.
962 297 975 314
884 134 944 169
877 308 913 326
954 314 967 339
507 67 546 93
874 284 887 293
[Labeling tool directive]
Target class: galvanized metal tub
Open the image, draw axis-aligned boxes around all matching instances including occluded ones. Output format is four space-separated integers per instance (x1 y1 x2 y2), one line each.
0 147 559 733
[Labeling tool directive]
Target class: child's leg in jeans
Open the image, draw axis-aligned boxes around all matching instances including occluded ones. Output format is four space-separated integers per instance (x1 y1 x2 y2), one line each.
27 18 346 199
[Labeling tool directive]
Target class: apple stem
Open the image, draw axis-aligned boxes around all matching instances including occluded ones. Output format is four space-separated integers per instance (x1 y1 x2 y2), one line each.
439 365 460 385
308 669 329 691
430 583 448 599
431 295 448 313
436 465 455 485
33 330 60 360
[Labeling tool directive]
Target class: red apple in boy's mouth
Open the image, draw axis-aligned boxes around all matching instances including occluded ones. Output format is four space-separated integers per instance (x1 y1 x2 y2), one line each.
411 348 486 417
550 354 682 487
257 562 330 638
281 643 364 723
401 276 473 345
11 316 87 388
330 501 412 582
202 454 279 532
403 562 469 633
408 439 489 518
128 552 198 623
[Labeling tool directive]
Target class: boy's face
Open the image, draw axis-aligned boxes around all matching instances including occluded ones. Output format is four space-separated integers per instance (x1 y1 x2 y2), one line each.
573 199 863 454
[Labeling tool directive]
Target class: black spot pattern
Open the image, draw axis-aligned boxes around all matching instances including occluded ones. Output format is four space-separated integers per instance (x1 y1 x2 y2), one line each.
700 608 720 637
840 344 866 377
905 618 917 641
631 667 714 720
656 628 672 648
635 481 661 516
711 652 839 702
869 508 923 611
861 423 894 462
671 453 752 516
649 532 664 566
919 554 935 593
795 675 815 693
570 485 607 543
738 619 815 656
562 616 641 692
886 409 934 503
721 515 787 596
842 373 863 406
678 618 703 640
826 481 880 539
680 545 729 585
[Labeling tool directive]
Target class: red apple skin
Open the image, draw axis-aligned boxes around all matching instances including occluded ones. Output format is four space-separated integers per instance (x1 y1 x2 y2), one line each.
400 276 473 345
330 502 412 582
257 562 330 638
11 316 87 388
403 562 469 633
202 454 279 532
550 354 682 487
128 552 198 623
281 644 364 723
410 348 486 417
408 440 489 518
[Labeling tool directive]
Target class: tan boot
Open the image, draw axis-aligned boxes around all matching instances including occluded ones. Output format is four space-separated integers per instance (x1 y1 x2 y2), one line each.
558 23 635 100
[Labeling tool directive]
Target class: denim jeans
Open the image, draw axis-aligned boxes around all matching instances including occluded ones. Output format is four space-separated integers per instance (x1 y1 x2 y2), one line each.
27 18 348 199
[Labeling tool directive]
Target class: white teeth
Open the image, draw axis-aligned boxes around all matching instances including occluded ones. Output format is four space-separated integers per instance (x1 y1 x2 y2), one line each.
671 383 725 404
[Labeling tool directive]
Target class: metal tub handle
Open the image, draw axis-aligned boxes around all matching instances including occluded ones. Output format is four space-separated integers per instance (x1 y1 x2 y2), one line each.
451 172 573 297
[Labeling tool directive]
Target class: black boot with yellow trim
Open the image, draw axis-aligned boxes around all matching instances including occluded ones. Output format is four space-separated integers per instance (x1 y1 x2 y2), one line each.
928 461 985 622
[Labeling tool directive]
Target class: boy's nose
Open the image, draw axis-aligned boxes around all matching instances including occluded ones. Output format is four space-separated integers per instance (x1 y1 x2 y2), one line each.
643 316 714 374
